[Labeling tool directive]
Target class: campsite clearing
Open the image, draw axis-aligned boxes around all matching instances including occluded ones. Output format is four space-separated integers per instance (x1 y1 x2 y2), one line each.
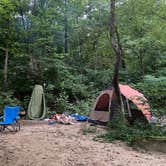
0 122 166 166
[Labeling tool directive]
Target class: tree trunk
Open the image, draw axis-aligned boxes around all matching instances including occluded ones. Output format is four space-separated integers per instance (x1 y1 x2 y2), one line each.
139 49 144 80
4 46 9 87
64 0 68 53
109 0 123 114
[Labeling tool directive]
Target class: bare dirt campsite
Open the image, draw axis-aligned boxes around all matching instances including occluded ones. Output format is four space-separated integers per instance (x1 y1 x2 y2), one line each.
0 121 166 166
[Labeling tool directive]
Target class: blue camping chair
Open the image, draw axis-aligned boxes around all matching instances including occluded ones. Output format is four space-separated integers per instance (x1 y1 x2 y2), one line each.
0 106 21 132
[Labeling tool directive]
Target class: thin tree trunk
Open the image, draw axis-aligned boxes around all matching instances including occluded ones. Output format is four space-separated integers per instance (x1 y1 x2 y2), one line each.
64 0 68 53
139 49 144 80
3 18 10 89
20 11 26 30
4 46 9 87
109 0 123 114
126 99 132 118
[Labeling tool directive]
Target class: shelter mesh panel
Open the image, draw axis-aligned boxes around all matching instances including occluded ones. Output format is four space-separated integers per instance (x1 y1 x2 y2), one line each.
95 94 109 112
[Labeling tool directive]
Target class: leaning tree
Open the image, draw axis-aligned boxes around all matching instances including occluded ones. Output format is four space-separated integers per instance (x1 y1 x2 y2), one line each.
109 0 124 120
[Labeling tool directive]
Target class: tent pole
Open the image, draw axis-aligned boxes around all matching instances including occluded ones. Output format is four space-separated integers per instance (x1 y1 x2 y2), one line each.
120 94 125 114
126 99 132 118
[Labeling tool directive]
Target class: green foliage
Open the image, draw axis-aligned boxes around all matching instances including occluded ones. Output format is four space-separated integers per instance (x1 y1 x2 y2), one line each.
81 123 97 135
99 119 166 144
40 57 94 115
0 91 20 114
54 92 71 114
70 100 92 115
118 0 166 80
107 111 127 129
133 75 166 115
85 68 113 89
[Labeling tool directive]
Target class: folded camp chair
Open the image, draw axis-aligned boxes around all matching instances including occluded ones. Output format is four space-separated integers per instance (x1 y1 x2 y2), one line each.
0 106 21 132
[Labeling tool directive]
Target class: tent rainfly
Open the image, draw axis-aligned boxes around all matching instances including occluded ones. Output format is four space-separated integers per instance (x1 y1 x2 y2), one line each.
90 84 152 123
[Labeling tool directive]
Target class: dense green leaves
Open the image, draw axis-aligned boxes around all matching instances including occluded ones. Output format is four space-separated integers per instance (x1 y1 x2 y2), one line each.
133 75 166 115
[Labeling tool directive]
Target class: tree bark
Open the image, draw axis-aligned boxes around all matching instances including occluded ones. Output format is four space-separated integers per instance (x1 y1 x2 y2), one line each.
4 46 9 87
64 0 68 53
139 49 144 80
3 18 11 89
109 0 123 113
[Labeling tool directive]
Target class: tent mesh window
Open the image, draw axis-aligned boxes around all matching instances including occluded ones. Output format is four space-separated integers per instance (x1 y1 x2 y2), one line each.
95 94 110 112
122 95 130 117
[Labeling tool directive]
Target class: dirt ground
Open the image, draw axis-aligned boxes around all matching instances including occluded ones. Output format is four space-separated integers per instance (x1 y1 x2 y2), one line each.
0 121 166 166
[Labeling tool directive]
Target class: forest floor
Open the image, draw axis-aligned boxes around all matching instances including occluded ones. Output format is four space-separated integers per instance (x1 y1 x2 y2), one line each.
0 121 166 166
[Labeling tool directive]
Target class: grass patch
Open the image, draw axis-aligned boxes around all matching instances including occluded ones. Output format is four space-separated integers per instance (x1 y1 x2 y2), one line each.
81 124 97 135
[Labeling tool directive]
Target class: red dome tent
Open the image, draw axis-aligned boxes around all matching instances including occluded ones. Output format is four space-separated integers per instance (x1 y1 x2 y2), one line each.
90 84 152 123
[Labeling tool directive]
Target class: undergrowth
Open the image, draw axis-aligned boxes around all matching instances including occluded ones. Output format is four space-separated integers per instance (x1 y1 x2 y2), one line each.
96 113 166 144
81 124 97 135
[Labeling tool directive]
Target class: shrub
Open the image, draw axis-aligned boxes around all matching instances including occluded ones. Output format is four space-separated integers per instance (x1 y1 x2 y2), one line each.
98 119 166 144
133 75 166 116
0 91 20 114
